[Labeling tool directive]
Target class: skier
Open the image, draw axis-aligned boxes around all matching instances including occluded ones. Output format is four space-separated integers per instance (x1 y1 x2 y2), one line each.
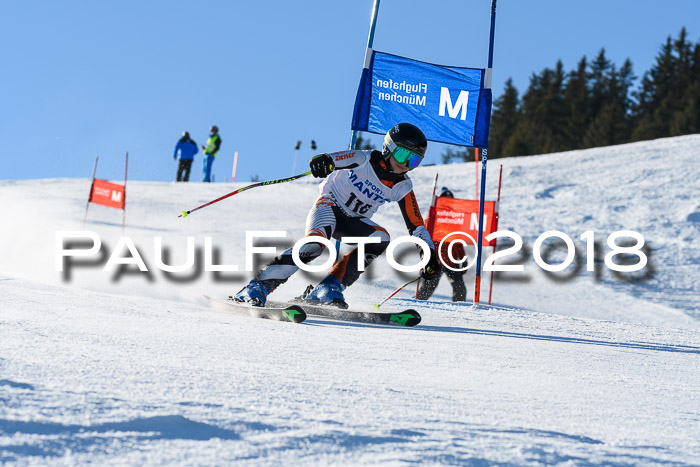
417 187 468 302
234 122 441 308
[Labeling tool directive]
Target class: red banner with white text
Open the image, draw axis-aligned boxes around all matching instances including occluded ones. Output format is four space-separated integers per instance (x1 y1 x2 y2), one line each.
428 197 497 246
89 179 125 210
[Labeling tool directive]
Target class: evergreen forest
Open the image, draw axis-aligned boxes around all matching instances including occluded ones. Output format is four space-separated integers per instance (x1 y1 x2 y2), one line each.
444 28 700 162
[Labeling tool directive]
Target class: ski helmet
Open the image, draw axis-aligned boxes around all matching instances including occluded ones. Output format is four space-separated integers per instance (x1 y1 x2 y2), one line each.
210 125 219 133
439 187 454 198
382 123 427 170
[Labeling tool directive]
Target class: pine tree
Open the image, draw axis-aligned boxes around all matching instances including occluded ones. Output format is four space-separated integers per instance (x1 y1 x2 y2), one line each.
631 37 676 140
583 59 635 147
502 119 538 157
668 28 700 135
488 78 520 158
541 60 569 153
441 146 474 164
563 57 590 149
673 40 700 134
511 62 568 155
588 50 612 115
583 49 613 147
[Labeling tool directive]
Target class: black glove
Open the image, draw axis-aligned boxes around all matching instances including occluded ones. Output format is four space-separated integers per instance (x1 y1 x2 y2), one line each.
309 153 335 178
421 248 442 280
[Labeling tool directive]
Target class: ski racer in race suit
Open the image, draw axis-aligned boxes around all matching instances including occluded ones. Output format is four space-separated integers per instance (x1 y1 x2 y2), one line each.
234 123 442 308
417 187 468 302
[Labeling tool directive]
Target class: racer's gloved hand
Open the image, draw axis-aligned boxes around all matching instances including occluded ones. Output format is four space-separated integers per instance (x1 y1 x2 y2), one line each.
420 248 442 280
309 153 335 178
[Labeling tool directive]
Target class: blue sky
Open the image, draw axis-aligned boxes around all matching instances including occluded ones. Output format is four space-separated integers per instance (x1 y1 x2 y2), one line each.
1 0 698 183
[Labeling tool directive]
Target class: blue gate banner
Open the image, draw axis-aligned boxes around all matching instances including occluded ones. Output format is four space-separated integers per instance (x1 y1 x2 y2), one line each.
352 51 492 148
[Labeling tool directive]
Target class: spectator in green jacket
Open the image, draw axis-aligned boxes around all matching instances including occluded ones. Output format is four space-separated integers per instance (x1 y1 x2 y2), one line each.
201 125 221 182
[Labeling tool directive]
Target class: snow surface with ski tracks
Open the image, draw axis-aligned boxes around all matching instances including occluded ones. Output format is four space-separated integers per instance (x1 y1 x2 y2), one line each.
1 136 699 464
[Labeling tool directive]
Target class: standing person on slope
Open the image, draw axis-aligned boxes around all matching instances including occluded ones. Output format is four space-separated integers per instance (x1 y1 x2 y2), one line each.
173 131 198 182
201 125 221 182
234 122 441 309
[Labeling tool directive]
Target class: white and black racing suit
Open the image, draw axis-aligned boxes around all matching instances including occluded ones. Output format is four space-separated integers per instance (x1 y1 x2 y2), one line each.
255 149 435 291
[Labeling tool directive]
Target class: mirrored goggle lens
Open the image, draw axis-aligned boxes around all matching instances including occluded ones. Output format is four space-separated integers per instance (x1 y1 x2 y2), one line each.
392 146 424 169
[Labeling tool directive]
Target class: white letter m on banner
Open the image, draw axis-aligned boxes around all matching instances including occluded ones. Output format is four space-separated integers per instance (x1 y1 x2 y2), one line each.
439 87 469 120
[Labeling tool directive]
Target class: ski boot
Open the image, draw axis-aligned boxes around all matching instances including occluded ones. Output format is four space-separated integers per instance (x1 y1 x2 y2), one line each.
303 274 348 309
232 279 270 307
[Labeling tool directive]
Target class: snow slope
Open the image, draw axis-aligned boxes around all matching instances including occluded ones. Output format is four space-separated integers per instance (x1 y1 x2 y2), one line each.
1 135 699 464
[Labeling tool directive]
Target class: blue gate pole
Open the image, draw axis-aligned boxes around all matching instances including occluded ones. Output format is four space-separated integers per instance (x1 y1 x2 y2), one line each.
474 0 497 305
350 0 381 150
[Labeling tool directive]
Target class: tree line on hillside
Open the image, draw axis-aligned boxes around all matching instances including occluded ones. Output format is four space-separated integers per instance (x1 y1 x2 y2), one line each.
443 28 700 162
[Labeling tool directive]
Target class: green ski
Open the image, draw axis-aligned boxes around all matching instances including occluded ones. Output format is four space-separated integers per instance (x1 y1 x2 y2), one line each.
205 296 307 323
292 301 421 327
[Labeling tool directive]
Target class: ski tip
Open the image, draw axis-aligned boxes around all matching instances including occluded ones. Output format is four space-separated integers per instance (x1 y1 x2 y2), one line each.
283 305 307 323
389 309 422 327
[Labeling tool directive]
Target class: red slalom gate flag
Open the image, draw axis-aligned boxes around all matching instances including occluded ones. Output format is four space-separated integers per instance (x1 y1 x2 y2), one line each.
89 179 125 210
429 197 497 246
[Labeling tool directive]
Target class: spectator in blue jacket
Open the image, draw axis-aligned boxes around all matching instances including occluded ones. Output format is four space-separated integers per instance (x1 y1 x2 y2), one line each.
173 131 198 182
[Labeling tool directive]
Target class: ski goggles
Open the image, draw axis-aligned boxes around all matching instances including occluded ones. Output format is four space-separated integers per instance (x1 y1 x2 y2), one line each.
389 144 424 170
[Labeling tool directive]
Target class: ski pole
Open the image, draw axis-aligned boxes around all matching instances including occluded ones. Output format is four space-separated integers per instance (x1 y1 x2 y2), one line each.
179 171 312 218
373 277 421 310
